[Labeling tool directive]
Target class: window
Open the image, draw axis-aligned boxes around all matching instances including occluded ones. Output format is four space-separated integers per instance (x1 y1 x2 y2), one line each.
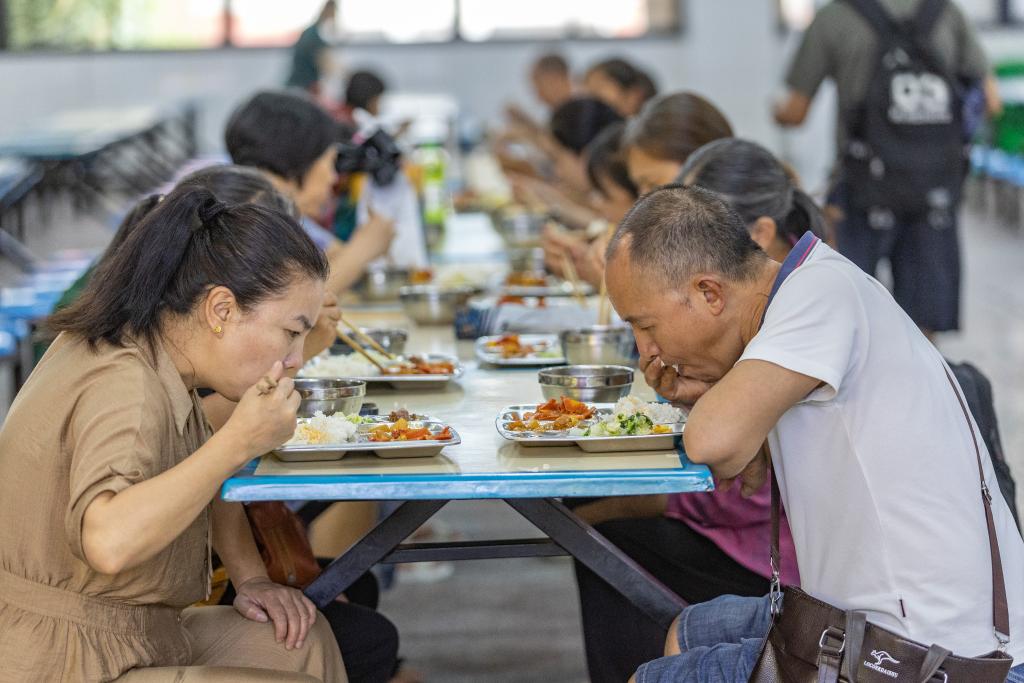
338 0 456 43
229 0 457 47
4 0 224 51
1 0 680 51
458 0 679 41
778 0 826 32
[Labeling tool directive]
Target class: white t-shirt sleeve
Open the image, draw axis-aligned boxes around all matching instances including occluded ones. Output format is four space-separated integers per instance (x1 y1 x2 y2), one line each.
739 263 864 403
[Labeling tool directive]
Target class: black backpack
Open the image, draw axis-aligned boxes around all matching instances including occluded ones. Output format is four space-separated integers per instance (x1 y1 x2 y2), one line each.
947 359 1021 532
842 0 970 220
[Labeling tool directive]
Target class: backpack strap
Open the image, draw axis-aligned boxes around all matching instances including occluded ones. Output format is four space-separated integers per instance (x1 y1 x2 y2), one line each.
913 0 948 41
844 0 900 42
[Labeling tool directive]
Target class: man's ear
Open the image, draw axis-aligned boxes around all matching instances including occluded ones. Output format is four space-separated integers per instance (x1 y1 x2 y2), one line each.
694 275 726 316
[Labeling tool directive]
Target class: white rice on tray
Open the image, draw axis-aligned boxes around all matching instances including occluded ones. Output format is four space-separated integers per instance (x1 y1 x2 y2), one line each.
286 411 362 446
613 396 685 423
300 350 389 378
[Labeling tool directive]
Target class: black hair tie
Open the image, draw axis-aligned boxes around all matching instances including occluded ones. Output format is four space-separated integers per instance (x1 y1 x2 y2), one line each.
192 199 228 233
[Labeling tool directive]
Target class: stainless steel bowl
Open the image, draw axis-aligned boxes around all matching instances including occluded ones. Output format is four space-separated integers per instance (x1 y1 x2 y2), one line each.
399 285 476 325
293 378 366 418
498 212 547 249
358 268 410 302
507 247 546 273
560 326 639 367
537 365 634 402
330 328 408 357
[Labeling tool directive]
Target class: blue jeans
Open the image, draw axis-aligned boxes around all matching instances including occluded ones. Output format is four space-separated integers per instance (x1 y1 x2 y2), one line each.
634 595 1024 683
634 595 772 683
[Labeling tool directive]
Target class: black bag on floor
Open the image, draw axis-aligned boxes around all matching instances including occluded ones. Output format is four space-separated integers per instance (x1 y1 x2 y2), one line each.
947 359 1021 531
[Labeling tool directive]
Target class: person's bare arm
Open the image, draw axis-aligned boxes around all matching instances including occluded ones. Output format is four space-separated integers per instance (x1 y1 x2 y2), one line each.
683 359 820 481
82 364 298 575
984 75 1003 118
774 90 812 127
212 498 319 650
573 495 668 527
324 211 396 295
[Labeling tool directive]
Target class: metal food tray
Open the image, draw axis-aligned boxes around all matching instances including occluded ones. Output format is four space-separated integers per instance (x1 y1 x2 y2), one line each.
304 353 464 389
500 278 595 298
501 278 598 296
274 416 461 462
474 334 566 367
495 403 684 453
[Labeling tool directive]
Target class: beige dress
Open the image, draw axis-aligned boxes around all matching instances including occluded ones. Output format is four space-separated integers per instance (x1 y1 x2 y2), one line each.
0 334 344 682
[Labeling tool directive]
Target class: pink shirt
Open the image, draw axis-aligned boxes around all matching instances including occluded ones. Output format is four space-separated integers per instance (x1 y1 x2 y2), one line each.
665 481 800 586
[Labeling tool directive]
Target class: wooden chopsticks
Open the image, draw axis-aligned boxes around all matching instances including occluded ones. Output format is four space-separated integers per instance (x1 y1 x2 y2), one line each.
597 223 617 325
339 314 397 361
335 327 387 372
560 251 588 309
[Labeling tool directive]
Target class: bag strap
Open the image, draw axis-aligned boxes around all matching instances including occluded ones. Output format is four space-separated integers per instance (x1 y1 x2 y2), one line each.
844 0 900 42
914 0 948 39
941 364 1011 646
918 644 953 682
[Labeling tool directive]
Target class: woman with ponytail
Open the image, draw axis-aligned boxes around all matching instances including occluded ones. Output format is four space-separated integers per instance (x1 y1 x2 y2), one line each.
0 184 346 681
676 137 830 260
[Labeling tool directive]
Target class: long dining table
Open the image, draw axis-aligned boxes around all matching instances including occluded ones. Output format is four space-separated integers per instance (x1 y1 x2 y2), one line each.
221 214 714 631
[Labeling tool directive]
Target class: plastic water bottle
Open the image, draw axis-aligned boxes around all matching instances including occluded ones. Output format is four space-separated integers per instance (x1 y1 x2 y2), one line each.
418 142 448 247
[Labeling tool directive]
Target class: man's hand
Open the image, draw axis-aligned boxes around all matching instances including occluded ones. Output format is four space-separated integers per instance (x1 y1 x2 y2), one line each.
233 576 318 651
640 355 715 408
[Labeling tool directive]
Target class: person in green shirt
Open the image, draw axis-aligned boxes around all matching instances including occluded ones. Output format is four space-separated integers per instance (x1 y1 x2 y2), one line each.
286 1 337 96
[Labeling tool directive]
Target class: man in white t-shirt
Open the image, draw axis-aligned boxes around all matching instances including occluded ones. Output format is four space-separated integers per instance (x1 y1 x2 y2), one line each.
604 185 1024 683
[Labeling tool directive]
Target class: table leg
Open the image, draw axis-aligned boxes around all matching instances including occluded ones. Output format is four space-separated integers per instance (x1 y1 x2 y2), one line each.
506 498 686 630
304 499 448 608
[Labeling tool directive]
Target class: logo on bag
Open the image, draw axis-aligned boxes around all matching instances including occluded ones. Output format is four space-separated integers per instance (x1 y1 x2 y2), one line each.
864 650 901 678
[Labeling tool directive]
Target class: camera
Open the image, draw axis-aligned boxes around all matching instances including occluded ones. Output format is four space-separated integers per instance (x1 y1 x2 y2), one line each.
336 128 402 186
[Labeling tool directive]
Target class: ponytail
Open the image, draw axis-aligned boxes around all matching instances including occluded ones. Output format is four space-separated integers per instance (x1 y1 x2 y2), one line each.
779 188 827 244
48 184 327 349
677 138 826 249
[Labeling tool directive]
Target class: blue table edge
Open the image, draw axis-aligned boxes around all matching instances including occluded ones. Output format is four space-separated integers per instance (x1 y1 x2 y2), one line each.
221 447 714 502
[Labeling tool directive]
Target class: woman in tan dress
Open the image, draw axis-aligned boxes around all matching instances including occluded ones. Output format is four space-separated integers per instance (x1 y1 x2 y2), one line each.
0 184 346 681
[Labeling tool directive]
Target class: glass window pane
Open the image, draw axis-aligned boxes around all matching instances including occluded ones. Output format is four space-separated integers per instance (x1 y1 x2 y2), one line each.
229 0 327 47
230 0 456 45
5 0 225 51
459 0 678 41
339 0 455 43
778 0 827 32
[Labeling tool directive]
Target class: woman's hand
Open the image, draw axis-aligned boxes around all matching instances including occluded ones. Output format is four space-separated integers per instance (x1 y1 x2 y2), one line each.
718 445 770 498
303 292 341 361
577 231 610 288
222 362 300 462
640 355 715 408
233 576 318 650
541 223 587 278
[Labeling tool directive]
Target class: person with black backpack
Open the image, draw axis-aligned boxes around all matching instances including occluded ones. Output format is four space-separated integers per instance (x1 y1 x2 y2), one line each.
774 0 1002 338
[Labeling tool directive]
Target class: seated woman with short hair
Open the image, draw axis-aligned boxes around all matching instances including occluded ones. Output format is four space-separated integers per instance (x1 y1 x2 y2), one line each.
225 89 396 297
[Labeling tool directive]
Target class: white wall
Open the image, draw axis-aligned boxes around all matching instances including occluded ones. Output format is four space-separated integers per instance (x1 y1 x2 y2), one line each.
0 1 1020 193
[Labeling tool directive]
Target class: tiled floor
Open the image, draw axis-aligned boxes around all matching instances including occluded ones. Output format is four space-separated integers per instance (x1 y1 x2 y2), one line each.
5 193 1022 681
